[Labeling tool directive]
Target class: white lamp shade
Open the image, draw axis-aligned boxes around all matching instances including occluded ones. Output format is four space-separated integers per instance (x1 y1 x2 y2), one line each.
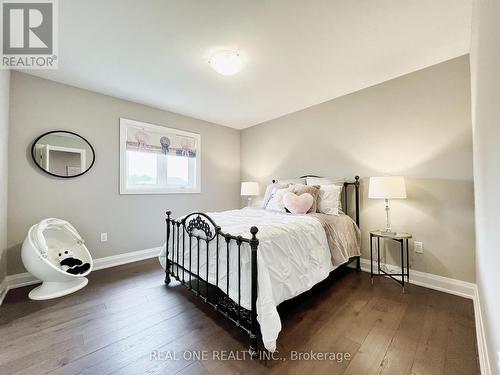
241 181 259 196
368 176 407 199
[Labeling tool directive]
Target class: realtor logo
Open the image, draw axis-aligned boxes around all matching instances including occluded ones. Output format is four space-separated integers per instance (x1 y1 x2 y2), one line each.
1 0 58 69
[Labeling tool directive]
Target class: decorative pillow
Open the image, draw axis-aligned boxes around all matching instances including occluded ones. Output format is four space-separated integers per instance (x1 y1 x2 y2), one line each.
262 183 290 208
306 176 345 186
317 184 343 215
283 192 314 214
292 184 320 213
265 186 293 212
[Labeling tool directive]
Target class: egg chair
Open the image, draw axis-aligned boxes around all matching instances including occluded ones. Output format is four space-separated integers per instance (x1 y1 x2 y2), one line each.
21 218 93 300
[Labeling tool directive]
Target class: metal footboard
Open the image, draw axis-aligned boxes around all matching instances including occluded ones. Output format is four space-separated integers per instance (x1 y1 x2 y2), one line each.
164 211 259 356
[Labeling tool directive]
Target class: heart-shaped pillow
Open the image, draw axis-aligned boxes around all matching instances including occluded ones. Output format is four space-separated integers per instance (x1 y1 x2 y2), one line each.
283 192 314 214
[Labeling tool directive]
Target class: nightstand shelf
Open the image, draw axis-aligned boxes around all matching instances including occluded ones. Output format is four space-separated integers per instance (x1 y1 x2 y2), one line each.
370 230 412 292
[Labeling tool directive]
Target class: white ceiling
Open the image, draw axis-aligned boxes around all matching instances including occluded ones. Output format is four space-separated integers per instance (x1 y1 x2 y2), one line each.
26 0 472 129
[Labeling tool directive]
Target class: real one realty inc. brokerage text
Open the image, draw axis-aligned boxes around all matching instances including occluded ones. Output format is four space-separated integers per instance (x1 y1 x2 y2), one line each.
150 350 352 362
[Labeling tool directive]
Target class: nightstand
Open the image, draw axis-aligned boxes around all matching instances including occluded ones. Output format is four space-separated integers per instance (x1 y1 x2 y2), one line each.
370 230 412 292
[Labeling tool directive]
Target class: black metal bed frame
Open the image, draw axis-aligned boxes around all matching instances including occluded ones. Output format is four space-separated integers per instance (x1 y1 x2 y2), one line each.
164 175 360 356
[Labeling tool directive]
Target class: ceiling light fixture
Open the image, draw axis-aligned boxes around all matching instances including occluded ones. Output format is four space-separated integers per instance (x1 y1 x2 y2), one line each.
208 51 242 76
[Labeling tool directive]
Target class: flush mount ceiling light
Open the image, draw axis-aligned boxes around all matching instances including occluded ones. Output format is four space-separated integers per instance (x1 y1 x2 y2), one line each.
208 51 242 76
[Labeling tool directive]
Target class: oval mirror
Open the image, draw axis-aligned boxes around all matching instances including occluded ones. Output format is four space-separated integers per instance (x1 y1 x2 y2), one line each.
31 131 95 178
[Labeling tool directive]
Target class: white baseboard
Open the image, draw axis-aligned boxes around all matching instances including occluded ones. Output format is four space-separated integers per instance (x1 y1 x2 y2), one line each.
4 272 39 289
357 258 476 299
0 277 8 306
473 286 492 375
1 246 162 301
93 246 162 271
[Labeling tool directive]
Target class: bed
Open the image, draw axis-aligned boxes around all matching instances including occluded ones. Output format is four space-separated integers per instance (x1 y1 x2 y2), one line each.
159 176 361 356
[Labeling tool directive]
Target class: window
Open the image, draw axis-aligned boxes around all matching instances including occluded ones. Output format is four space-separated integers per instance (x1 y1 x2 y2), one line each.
120 118 201 194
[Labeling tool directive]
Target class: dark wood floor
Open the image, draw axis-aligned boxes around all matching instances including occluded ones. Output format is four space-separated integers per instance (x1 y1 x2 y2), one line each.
0 259 479 375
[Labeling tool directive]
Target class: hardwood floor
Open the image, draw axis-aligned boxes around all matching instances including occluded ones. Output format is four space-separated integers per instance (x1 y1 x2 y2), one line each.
0 259 479 375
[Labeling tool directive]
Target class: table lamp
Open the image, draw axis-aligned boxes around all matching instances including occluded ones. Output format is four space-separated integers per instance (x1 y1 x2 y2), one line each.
368 176 407 235
241 181 259 207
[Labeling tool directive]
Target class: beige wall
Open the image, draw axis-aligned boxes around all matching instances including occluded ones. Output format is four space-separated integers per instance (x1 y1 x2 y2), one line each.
0 70 10 290
471 0 500 372
7 72 240 275
241 56 475 282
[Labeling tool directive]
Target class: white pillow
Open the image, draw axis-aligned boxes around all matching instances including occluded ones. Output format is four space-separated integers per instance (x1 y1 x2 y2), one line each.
317 184 343 216
307 177 345 212
306 176 345 186
266 186 293 212
261 183 290 208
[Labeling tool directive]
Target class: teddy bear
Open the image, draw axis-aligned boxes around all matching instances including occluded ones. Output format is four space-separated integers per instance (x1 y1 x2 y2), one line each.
58 249 91 275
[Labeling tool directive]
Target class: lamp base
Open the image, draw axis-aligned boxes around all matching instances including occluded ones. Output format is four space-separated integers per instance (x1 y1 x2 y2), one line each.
383 200 397 235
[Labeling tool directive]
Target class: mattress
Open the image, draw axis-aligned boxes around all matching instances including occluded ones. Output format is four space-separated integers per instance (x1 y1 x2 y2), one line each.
158 207 360 352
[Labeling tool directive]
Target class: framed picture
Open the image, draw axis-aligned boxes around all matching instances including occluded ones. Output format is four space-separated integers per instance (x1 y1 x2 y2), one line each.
119 118 201 194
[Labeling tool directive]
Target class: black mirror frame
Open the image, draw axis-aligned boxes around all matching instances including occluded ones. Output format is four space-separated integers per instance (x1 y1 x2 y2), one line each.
31 130 96 178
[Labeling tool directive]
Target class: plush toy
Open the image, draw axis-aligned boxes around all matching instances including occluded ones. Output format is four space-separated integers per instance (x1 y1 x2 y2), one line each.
58 250 90 275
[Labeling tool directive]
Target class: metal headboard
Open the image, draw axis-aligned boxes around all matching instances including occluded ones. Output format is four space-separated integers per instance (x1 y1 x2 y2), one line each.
271 175 360 228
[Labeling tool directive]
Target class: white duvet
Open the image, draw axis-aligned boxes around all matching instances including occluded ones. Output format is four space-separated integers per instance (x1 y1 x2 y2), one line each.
159 208 353 351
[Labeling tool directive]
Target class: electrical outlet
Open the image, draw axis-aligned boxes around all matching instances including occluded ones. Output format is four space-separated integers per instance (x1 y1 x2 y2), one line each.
100 233 108 242
414 241 423 254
